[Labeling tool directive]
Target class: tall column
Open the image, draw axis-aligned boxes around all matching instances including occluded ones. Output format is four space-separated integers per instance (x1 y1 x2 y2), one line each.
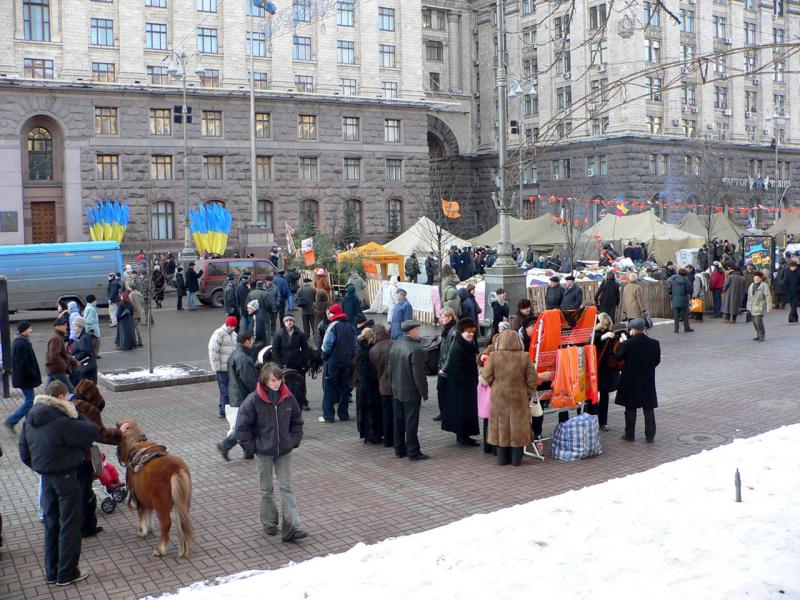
447 13 462 93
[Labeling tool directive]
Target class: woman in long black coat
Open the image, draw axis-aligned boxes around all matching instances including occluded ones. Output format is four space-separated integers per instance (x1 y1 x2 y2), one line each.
614 323 661 441
355 328 382 444
70 320 97 384
441 318 480 446
586 313 620 431
595 272 621 322
115 292 137 351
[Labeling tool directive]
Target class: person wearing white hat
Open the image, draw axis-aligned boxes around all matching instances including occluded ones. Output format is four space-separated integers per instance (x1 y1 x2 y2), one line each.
69 316 97 384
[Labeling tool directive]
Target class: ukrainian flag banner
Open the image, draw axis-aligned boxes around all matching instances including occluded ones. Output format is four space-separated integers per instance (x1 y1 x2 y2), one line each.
86 199 129 242
189 203 232 255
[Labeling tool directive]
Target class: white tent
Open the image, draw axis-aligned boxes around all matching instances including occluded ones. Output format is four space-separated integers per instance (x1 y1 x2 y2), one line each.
384 216 471 257
677 212 745 242
470 214 568 250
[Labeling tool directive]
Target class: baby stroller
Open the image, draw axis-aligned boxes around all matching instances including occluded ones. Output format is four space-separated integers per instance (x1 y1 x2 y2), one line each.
258 345 313 411
92 450 128 514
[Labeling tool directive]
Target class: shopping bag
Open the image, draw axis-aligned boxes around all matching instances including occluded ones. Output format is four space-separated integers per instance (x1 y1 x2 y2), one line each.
551 413 602 461
477 382 492 419
689 298 703 313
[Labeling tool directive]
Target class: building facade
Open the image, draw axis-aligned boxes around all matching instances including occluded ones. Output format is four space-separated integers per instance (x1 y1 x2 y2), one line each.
0 0 433 248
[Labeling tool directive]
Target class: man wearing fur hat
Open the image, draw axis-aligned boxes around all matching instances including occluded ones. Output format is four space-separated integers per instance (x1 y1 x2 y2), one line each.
18 380 98 586
387 320 429 460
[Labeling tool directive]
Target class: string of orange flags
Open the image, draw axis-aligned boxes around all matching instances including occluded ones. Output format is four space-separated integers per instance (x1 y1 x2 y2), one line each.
527 195 800 215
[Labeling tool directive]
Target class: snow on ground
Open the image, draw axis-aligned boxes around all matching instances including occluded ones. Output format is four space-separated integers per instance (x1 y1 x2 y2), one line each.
102 365 208 381
158 425 800 600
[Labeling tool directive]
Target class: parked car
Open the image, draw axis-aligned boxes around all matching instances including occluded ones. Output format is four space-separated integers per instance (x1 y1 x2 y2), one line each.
196 257 276 307
0 241 123 312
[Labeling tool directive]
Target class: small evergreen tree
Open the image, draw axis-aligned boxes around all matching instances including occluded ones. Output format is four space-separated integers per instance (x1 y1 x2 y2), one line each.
340 202 361 248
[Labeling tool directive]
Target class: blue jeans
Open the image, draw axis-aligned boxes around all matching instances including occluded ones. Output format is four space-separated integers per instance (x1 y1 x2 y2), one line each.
712 290 722 316
6 387 35 426
322 363 351 422
48 372 74 393
241 314 251 334
216 371 229 417
188 291 197 310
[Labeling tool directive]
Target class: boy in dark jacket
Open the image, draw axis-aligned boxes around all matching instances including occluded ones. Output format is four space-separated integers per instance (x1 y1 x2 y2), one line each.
5 321 42 432
217 332 258 460
235 363 306 542
186 263 203 311
18 380 98 586
175 267 187 311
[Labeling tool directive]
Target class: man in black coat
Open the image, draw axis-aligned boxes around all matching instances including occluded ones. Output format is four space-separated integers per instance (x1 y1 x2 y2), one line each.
545 276 565 310
560 276 583 310
595 271 621 321
4 321 42 432
236 276 251 330
424 252 438 285
785 260 800 323
387 320 429 460
19 380 98 585
106 273 121 327
272 315 310 372
615 318 661 442
223 274 240 326
296 279 317 339
175 267 186 311
186 262 203 311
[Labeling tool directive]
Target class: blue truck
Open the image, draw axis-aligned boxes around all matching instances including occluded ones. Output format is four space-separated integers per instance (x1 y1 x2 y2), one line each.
0 241 123 312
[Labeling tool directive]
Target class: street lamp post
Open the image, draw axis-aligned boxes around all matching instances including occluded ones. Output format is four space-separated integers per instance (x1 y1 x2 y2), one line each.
766 112 790 222
508 80 537 219
166 51 206 263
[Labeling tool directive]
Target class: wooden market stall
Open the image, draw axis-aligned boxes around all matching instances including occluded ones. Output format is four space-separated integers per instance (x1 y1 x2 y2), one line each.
337 241 405 281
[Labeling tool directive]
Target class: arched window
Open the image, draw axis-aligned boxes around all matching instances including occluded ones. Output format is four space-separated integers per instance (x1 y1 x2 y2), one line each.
151 200 175 240
257 199 274 232
27 127 53 181
387 199 403 235
347 199 362 234
205 199 225 207
301 199 318 230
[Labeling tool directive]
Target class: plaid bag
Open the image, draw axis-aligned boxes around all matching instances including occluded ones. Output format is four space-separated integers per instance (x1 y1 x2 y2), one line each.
551 413 602 461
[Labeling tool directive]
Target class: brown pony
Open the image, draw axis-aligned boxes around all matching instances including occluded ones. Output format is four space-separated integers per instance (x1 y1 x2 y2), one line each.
117 420 193 558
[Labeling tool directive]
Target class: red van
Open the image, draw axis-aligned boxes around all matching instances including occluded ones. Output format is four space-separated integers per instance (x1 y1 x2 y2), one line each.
196 257 277 307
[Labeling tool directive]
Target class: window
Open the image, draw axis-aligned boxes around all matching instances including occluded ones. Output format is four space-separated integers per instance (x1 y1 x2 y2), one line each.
591 117 609 135
773 27 784 44
744 52 756 74
246 0 264 16
340 78 357 96
589 4 607 30
256 156 271 180
150 155 172 179
774 93 785 115
717 122 729 140
778 161 790 180
347 199 362 233
425 40 444 61
683 155 692 176
649 154 667 176
257 199 274 231
748 159 763 177
745 0 755 9
301 199 319 228
386 159 402 181
299 157 318 180
337 40 355 64
774 61 785 83
523 27 535 47
746 125 757 142
255 113 271 138
292 0 310 22
344 157 361 181
384 118 401 142
644 39 660 64
146 0 166 5
745 90 757 113
248 31 267 57
199 69 219 87
197 27 218 53
591 78 608 102
90 18 114 46
522 0 534 15
714 86 728 110
422 8 431 28
647 115 662 134
94 107 118 135
554 15 570 39
523 94 538 116
201 111 222 136
342 116 360 141
681 44 695 65
92 62 116 82
645 77 662 101
96 154 119 180
383 81 398 99
378 7 395 30
293 35 312 60
295 75 313 92
681 83 696 105
551 160 561 181
587 155 607 177
556 121 573 140
712 15 726 39
556 86 572 110
148 65 168 84
298 114 317 140
203 155 224 179
775 0 784 16
745 22 756 45
150 201 175 240
148 109 171 135
27 127 53 181
682 119 696 137
24 58 53 79
591 40 607 66
337 1 354 26
679 9 694 32
387 199 402 234
23 0 51 41
714 54 726 75
379 44 396 68
556 50 571 74
197 0 216 11
253 72 268 90
643 1 660 26
145 23 167 49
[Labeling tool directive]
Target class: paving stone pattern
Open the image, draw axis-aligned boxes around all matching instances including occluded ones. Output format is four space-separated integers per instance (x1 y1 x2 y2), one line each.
1 313 798 599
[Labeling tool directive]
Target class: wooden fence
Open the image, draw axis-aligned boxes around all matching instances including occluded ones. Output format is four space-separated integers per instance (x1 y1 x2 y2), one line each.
527 280 674 320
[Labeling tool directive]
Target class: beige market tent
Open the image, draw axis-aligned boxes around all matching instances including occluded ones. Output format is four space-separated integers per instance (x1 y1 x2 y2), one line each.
470 213 568 251
677 212 745 242
384 216 471 257
580 211 704 262
766 212 800 241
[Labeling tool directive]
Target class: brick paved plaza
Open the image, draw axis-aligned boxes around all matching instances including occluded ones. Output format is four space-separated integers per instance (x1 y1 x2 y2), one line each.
1 311 798 600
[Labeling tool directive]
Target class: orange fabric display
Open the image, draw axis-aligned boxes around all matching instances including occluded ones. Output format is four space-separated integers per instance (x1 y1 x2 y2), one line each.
551 347 582 408
529 309 562 366
584 344 599 405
